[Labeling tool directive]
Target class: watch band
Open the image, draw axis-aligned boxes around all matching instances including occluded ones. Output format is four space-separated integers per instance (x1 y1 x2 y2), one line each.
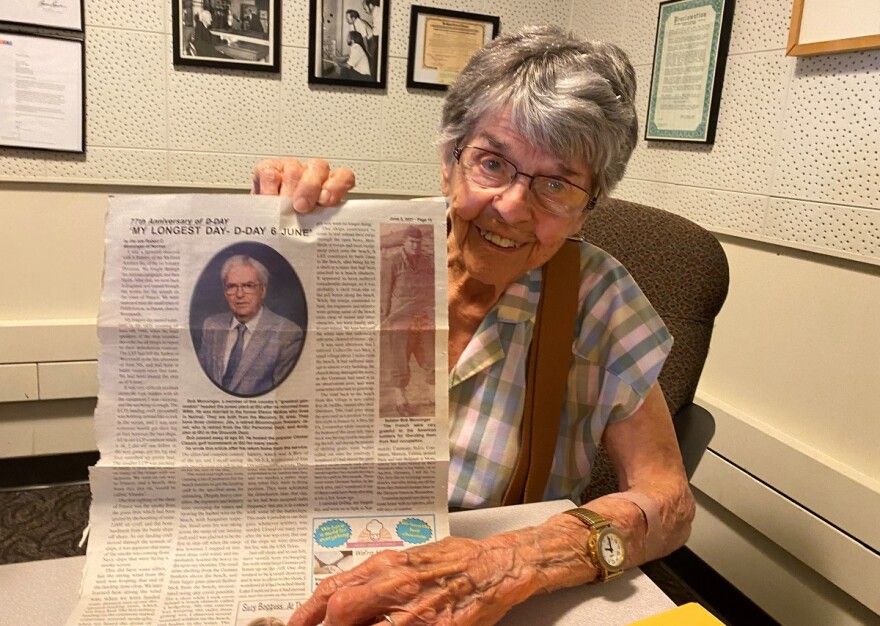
562 508 625 582
562 507 609 528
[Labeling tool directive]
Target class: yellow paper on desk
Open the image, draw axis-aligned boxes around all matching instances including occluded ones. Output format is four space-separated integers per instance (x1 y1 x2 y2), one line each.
629 602 723 625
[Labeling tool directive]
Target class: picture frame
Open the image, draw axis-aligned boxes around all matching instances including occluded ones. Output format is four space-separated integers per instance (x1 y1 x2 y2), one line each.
172 0 280 72
787 0 880 56
406 6 499 91
644 0 735 144
0 31 85 153
308 0 390 89
0 0 84 32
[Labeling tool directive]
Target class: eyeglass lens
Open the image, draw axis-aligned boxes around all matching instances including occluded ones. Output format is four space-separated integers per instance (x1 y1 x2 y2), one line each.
458 146 588 216
225 282 260 294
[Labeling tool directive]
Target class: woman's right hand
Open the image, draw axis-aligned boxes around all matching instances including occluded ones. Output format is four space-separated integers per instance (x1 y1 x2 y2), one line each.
252 158 355 213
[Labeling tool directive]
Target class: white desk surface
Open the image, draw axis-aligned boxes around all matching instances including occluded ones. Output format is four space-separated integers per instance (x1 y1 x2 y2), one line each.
1 500 675 626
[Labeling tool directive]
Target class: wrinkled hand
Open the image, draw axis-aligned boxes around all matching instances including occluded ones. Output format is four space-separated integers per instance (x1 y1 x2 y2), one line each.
289 521 592 626
252 158 355 213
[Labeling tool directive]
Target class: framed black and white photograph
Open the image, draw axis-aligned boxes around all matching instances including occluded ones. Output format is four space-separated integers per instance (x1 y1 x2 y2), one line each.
644 0 735 143
0 0 84 32
406 6 499 91
0 31 85 152
308 0 389 88
172 0 280 72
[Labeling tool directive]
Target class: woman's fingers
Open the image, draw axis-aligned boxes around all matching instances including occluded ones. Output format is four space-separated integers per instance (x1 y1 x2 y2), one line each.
322 165 356 206
289 159 330 212
322 562 423 626
252 158 355 212
288 555 396 626
252 158 286 195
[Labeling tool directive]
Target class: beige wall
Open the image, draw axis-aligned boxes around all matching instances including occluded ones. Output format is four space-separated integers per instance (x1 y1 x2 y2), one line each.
702 238 880 477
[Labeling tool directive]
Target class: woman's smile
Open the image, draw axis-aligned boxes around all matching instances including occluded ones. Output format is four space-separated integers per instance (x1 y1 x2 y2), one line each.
477 226 523 249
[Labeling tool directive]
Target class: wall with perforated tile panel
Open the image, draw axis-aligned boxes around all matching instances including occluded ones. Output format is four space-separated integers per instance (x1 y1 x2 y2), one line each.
575 0 879 265
1 0 875 261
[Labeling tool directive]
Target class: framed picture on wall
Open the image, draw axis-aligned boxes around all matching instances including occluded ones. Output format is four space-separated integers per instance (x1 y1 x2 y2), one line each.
0 0 84 32
308 0 390 88
0 32 85 152
406 6 499 90
172 0 281 72
787 0 880 56
644 0 735 143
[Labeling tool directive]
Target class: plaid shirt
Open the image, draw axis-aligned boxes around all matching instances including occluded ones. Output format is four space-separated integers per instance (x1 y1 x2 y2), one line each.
448 241 673 509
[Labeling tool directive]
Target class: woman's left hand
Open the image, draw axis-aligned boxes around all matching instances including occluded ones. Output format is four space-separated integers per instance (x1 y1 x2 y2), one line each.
289 523 591 626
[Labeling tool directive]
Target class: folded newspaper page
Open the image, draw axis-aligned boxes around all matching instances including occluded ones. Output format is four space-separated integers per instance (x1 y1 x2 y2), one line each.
67 195 450 625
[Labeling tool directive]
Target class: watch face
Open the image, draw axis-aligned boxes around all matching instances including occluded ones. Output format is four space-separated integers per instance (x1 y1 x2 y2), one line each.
597 529 625 569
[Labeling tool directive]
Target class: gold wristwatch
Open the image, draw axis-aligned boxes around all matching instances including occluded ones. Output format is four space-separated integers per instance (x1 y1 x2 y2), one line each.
562 508 626 582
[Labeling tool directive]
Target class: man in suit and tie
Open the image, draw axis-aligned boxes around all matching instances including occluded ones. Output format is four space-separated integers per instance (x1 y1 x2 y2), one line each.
198 254 304 396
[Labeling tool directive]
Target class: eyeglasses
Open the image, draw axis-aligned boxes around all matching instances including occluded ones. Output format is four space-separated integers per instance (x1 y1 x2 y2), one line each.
224 282 261 295
453 145 596 218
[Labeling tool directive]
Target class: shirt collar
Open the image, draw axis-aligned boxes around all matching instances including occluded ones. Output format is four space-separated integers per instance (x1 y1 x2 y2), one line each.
495 267 542 324
229 306 264 332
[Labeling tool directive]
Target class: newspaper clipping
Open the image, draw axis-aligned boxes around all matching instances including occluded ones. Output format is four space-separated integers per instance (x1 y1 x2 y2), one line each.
66 195 450 625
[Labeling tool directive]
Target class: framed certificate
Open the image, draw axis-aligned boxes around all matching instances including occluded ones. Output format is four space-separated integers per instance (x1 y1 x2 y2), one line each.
406 6 499 91
0 31 85 152
644 0 735 144
0 0 84 32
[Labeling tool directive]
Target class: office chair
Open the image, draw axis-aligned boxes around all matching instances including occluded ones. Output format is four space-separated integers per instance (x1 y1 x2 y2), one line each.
580 198 730 500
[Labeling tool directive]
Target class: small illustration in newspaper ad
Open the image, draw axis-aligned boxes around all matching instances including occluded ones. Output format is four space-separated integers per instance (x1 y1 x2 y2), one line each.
190 241 308 397
311 515 436 588
380 223 436 417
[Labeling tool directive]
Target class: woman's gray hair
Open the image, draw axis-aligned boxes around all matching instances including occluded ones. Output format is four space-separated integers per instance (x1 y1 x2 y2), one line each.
438 25 638 199
220 254 269 287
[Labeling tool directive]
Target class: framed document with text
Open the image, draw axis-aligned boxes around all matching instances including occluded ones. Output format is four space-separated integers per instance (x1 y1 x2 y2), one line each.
0 32 85 152
0 0 84 32
645 0 735 143
406 6 499 91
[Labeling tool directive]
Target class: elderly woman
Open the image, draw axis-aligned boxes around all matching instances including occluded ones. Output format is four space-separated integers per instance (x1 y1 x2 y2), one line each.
253 26 694 626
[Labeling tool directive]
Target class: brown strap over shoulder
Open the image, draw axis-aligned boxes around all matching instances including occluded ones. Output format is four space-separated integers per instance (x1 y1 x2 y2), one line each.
502 240 580 505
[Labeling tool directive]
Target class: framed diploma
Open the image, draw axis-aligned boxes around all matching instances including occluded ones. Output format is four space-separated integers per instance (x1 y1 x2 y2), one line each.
0 0 84 32
644 0 735 144
0 31 85 152
173 0 281 72
406 6 499 91
787 0 880 56
308 0 390 88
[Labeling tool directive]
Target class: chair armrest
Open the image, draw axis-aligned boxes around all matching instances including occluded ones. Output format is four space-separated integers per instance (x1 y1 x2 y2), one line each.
673 403 716 480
